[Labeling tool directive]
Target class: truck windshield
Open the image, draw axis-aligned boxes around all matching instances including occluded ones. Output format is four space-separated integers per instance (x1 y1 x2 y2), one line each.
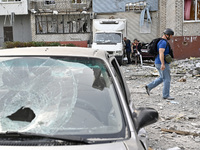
94 33 121 44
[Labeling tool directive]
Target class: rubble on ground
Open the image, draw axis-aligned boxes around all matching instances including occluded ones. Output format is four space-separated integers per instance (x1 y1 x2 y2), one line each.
121 57 200 150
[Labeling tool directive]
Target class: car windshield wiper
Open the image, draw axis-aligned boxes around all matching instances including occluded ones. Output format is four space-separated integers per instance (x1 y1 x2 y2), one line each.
0 131 91 144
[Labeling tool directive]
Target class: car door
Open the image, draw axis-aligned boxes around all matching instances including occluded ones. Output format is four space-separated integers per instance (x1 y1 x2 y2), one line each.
109 58 131 105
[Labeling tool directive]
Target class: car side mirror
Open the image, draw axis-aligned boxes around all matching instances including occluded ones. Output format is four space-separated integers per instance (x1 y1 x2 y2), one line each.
133 107 159 132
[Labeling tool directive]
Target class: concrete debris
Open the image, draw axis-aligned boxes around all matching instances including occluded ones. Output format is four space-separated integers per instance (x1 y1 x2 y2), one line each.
122 58 200 149
187 115 198 119
192 70 200 76
194 136 200 142
166 100 179 104
161 128 200 136
178 78 186 82
191 123 200 128
166 147 182 150
196 63 200 68
171 58 200 76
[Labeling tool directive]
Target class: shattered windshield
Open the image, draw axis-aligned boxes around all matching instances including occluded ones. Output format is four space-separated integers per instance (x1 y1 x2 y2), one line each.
94 33 121 44
0 57 124 138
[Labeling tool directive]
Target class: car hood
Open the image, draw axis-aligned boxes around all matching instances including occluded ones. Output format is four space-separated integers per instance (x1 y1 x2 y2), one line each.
0 142 128 150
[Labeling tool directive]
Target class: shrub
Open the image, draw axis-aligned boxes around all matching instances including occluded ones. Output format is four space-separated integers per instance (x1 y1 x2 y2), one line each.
3 41 77 48
32 42 47 47
47 42 61 46
65 43 76 47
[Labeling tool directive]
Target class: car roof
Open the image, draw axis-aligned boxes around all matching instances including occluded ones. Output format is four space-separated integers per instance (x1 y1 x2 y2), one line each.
0 47 109 61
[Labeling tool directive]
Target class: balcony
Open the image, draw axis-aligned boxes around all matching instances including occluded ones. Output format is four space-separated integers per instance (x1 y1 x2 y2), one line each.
29 0 92 14
0 0 28 15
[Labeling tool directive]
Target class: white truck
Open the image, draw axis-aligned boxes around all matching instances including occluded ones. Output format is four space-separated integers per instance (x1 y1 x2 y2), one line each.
91 19 127 65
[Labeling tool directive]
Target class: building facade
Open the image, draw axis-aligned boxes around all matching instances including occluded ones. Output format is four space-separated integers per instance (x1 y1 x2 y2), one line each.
0 0 199 59
29 0 93 47
93 0 200 59
159 0 200 59
93 0 159 44
0 0 31 47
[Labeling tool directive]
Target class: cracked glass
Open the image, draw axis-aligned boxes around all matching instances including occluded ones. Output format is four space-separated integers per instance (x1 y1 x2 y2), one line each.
0 56 124 138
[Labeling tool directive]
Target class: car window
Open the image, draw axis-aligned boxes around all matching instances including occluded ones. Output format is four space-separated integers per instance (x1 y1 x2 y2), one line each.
0 56 125 140
111 59 129 103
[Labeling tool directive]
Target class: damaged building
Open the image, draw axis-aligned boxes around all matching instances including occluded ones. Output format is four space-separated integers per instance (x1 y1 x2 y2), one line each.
93 0 200 59
0 0 199 59
30 0 93 47
0 0 31 46
0 0 93 47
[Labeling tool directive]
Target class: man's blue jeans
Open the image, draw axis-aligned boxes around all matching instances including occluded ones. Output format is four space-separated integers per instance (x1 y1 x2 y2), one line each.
147 63 171 98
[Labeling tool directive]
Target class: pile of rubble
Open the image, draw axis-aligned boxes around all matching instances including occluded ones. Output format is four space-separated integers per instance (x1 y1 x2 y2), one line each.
122 57 200 150
171 57 200 77
124 57 200 78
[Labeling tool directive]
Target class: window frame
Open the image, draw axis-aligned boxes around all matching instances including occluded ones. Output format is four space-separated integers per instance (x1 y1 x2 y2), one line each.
44 0 55 6
35 14 91 34
0 0 21 2
71 0 86 4
184 0 200 22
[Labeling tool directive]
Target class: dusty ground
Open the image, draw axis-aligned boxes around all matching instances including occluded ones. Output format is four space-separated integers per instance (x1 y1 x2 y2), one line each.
121 59 200 150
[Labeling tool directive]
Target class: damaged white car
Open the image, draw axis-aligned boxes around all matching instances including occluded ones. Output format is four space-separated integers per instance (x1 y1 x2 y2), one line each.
0 47 158 150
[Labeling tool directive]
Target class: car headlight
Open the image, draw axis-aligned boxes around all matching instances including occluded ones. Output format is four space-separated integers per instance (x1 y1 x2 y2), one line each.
115 51 123 56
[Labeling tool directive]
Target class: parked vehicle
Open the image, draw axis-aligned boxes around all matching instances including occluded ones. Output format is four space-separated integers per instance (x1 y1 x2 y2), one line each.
92 19 126 65
0 47 158 150
140 43 155 61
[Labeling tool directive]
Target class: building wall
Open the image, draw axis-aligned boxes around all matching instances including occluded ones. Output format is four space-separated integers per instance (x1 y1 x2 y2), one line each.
159 0 166 37
0 15 32 47
159 0 200 59
96 12 159 43
13 15 32 43
93 0 159 13
30 14 91 45
164 0 200 37
183 23 200 36
0 0 28 15
171 36 200 59
30 0 92 13
28 0 93 47
175 0 183 36
0 18 4 46
166 0 176 32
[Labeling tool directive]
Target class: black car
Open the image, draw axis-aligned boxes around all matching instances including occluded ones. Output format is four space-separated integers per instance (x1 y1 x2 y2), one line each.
140 43 155 61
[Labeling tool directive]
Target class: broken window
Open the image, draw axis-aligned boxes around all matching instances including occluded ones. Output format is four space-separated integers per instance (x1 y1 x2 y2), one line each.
44 0 55 5
1 0 21 2
72 0 86 4
184 0 200 21
36 14 91 34
125 2 147 12
47 16 57 33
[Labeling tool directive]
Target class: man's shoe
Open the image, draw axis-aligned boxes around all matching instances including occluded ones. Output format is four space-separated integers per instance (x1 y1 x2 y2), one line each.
163 96 175 100
145 85 150 96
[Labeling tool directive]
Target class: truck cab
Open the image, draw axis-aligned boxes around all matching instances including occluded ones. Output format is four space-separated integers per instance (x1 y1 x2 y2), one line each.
92 19 126 65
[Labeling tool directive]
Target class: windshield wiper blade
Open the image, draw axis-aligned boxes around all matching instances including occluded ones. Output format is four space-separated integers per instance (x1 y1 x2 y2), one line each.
0 131 90 144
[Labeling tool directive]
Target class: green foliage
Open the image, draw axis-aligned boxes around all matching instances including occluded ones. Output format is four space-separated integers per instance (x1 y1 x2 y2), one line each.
32 42 48 47
48 42 61 46
4 41 77 48
65 43 76 47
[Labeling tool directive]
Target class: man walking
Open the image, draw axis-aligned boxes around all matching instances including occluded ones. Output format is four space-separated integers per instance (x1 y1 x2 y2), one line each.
145 28 175 100
123 37 132 64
